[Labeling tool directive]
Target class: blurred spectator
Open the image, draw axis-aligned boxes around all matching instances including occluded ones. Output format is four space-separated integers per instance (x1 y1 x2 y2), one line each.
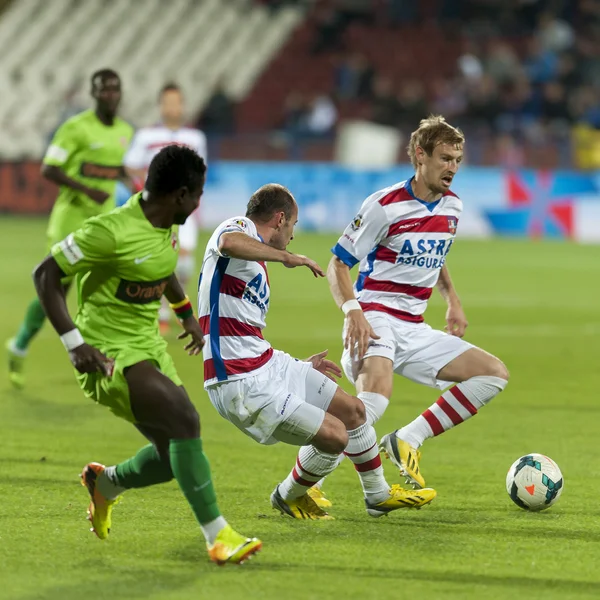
198 86 235 134
431 78 467 119
465 75 501 130
523 38 558 84
370 76 401 127
497 75 541 136
496 132 525 168
540 82 571 127
386 0 419 25
457 41 485 83
485 40 521 84
280 92 308 135
334 52 374 100
536 11 574 53
556 53 581 89
335 0 376 25
397 80 428 127
312 4 345 54
305 94 338 135
571 86 600 129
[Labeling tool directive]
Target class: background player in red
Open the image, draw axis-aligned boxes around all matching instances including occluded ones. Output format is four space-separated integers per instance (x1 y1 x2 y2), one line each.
124 83 207 334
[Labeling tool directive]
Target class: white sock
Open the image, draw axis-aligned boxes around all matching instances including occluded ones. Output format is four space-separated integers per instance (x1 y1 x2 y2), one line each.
96 466 127 500
8 339 27 357
200 515 228 545
313 454 345 489
345 422 389 503
357 392 389 425
278 446 340 500
398 376 508 448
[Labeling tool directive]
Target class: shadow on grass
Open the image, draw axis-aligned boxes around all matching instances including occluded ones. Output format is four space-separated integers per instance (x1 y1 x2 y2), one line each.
166 541 600 594
251 562 600 593
7 391 93 422
17 569 199 600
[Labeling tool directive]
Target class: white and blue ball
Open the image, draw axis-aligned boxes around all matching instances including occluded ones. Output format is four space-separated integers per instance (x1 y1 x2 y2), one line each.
506 453 564 511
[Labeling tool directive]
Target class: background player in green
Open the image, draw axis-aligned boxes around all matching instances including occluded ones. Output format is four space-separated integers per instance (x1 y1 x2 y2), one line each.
32 145 262 566
6 68 133 388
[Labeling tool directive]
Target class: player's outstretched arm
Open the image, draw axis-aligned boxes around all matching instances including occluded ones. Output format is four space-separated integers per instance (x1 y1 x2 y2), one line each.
41 164 110 204
164 274 204 356
327 256 379 359
32 256 113 374
437 264 468 337
219 232 324 277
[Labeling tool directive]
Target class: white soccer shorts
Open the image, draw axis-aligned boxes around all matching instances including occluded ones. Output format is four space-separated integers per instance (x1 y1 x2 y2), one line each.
206 350 338 445
341 312 474 390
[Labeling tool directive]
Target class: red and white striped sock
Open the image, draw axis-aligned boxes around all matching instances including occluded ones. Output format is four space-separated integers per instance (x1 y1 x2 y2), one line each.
397 376 508 448
278 446 340 500
345 422 389 504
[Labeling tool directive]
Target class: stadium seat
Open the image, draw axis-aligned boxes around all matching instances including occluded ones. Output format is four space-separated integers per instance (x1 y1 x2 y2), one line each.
0 0 305 158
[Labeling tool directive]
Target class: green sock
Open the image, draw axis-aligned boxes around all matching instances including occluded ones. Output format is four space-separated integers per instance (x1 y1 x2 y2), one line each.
114 444 173 489
14 298 46 352
169 438 221 525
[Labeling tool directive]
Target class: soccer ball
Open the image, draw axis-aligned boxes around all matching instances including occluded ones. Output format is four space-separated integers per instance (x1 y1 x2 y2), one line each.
506 453 564 511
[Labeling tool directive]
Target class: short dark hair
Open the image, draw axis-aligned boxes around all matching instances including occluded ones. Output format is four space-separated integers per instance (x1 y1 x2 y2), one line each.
91 69 120 89
159 82 181 100
246 184 296 222
145 145 206 196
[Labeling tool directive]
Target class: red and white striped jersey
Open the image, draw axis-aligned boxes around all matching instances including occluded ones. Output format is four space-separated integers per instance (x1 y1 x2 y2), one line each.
331 178 462 323
198 216 273 387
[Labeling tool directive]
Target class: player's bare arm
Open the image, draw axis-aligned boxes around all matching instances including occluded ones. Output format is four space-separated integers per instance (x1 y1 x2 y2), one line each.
163 273 204 356
437 264 468 337
219 231 324 277
32 255 112 374
41 164 110 204
327 256 379 359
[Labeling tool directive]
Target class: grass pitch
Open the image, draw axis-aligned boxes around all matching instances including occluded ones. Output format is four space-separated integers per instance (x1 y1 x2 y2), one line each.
1 217 600 600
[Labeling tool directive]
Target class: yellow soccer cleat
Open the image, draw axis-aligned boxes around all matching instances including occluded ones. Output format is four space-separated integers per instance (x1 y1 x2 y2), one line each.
365 484 437 517
207 525 262 566
380 431 425 489
271 486 334 520
6 339 25 389
307 486 332 509
80 462 119 540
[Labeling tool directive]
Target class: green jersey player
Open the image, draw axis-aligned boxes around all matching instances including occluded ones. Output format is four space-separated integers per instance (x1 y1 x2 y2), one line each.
32 145 261 565
7 69 133 388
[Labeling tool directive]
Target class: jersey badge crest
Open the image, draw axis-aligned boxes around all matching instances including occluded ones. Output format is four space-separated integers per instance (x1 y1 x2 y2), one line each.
447 217 457 235
350 214 363 231
235 219 248 229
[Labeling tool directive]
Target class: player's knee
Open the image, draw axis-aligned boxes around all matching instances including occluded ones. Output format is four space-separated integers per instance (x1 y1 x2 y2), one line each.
488 358 509 382
345 396 366 430
316 419 348 454
326 426 348 455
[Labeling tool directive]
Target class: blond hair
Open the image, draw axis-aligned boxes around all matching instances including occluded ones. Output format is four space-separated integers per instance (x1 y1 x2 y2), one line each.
407 115 465 169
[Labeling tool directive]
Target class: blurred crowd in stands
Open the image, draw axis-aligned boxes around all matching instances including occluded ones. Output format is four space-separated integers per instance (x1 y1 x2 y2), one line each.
273 0 600 167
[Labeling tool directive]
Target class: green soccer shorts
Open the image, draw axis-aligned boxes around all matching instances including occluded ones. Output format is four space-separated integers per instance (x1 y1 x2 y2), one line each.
76 345 182 422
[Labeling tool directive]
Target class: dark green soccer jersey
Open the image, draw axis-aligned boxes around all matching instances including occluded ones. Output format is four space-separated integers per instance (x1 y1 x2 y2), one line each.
51 194 179 352
44 109 133 218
